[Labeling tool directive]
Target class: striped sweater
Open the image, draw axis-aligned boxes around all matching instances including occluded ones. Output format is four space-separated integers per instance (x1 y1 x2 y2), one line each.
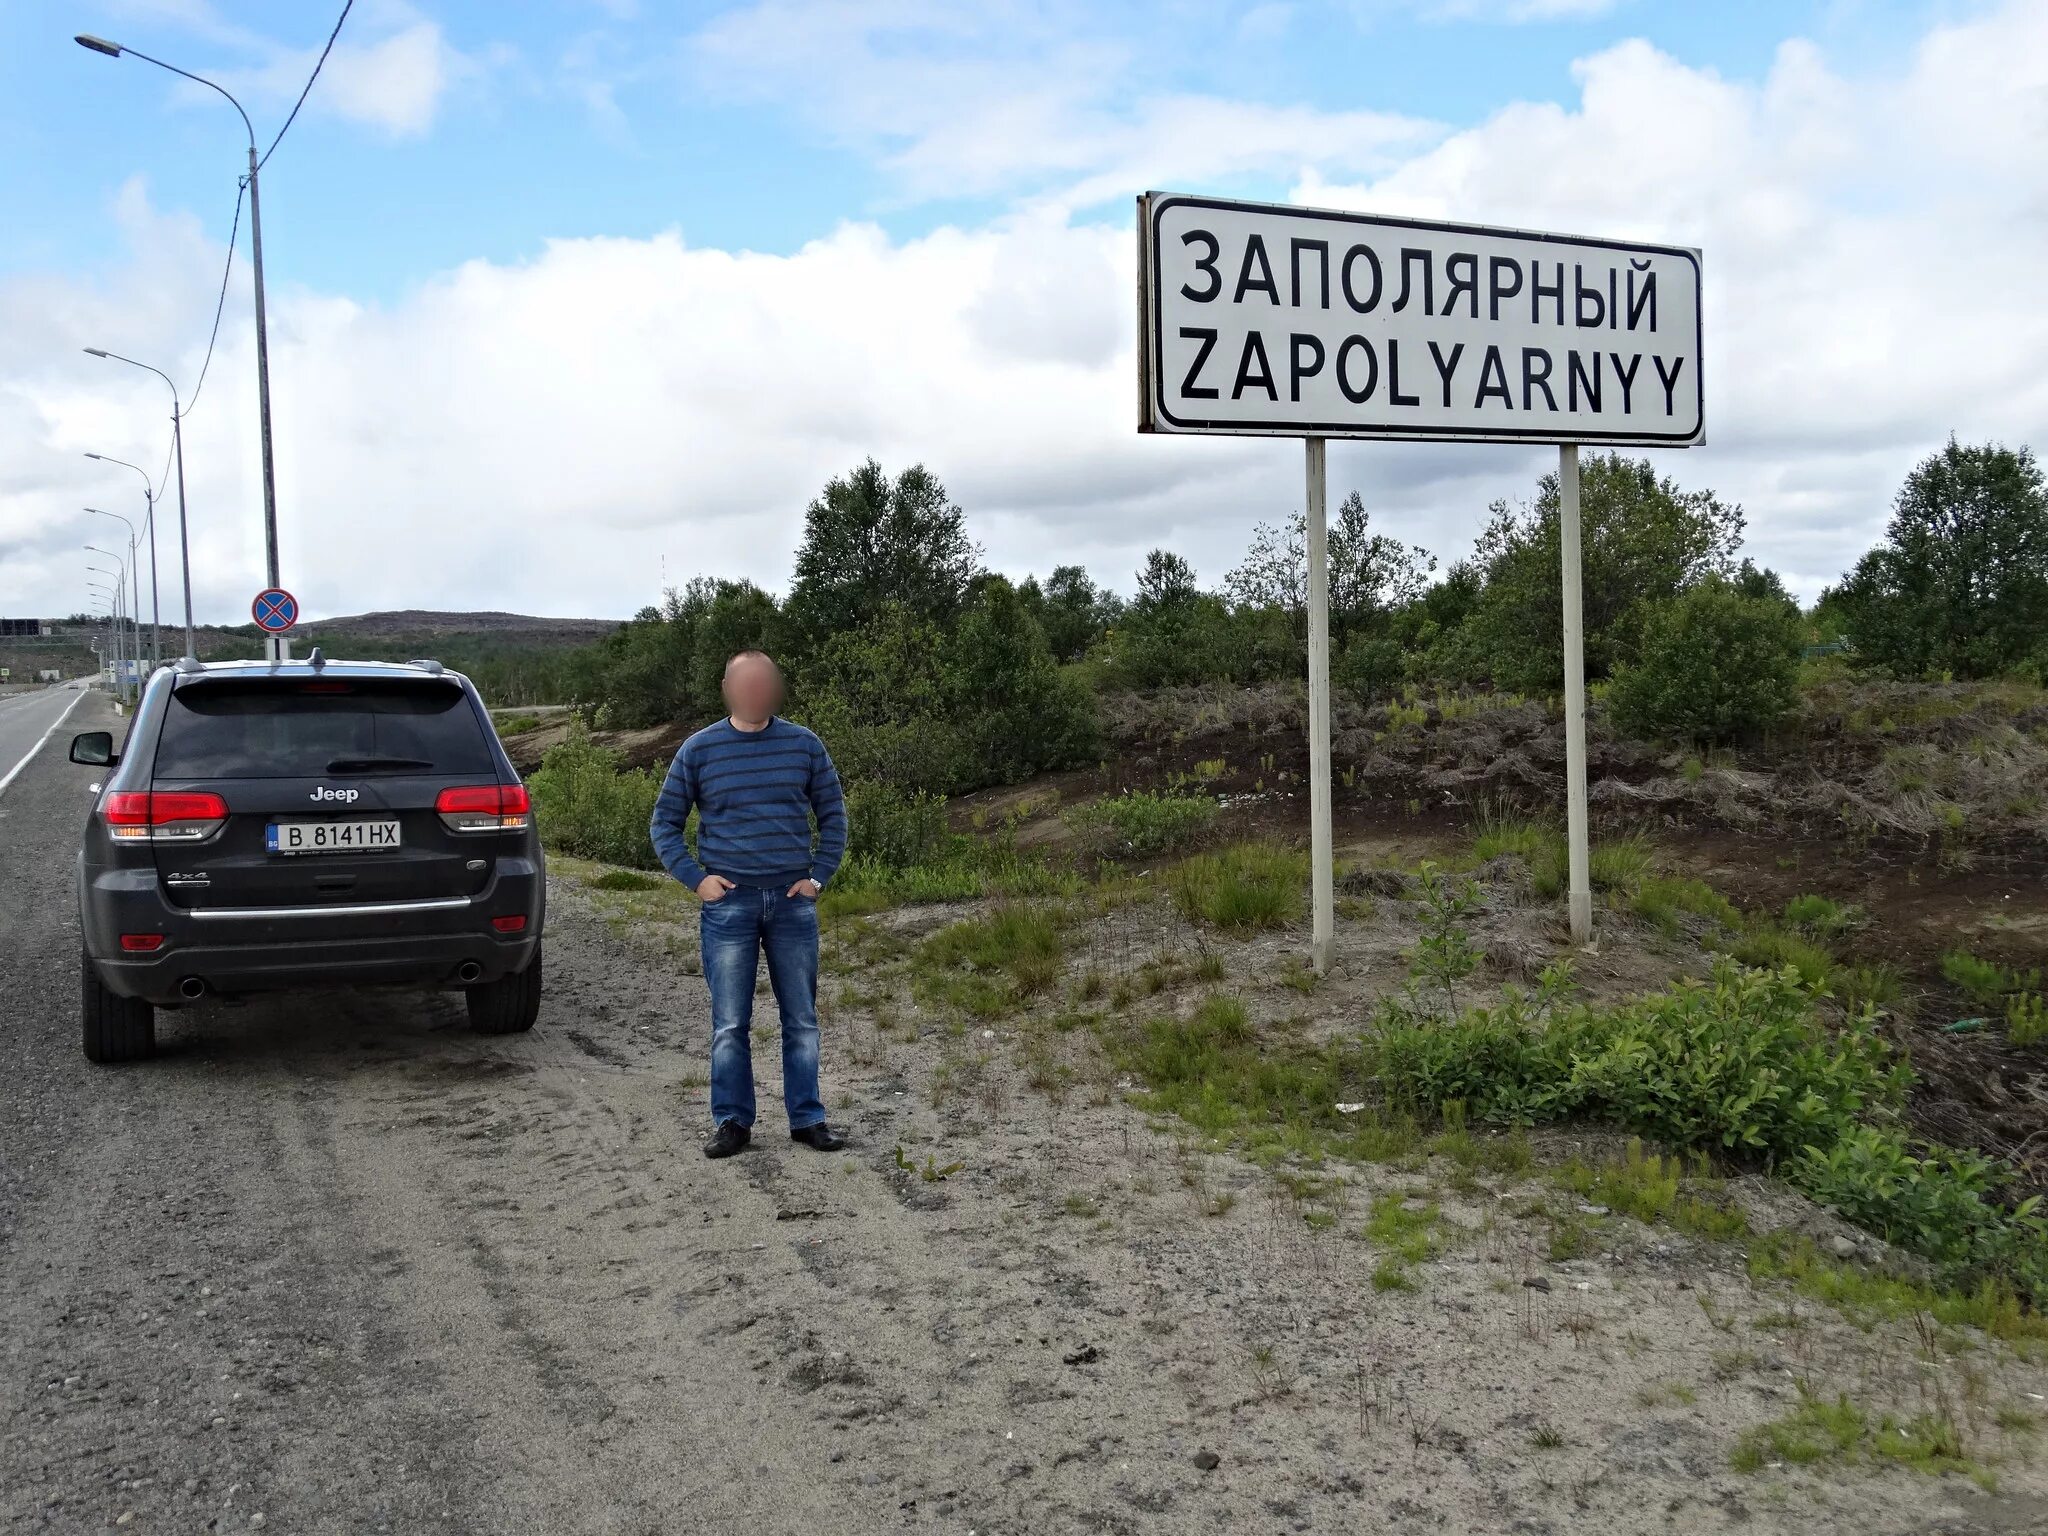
649 716 848 891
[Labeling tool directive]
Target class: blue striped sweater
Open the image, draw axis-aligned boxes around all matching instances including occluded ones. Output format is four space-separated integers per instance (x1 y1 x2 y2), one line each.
649 716 848 891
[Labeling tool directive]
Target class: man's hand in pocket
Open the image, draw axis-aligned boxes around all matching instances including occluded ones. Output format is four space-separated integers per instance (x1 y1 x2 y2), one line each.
696 875 736 902
786 879 822 899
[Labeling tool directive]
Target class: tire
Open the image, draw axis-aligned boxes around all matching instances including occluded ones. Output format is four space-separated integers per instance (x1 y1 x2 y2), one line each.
81 950 155 1063
466 943 542 1035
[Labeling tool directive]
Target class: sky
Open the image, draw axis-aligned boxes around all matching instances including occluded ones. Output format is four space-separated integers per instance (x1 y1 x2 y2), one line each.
1 0 2043 627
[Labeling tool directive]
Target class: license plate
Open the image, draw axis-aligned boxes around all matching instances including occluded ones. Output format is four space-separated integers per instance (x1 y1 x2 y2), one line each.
266 818 401 855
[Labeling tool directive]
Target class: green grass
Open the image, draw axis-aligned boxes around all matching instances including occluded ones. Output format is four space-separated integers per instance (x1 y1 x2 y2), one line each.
1470 812 1649 898
1942 949 2042 1008
1783 894 1865 937
1171 843 1308 930
2009 993 2048 1047
587 868 664 893
1748 1235 2048 1353
493 712 542 736
1730 1389 1868 1471
1631 875 1740 935
913 905 1068 1017
1731 1387 1979 1479
1364 1191 1443 1284
1554 1139 1748 1241
1118 994 1346 1142
1723 923 1837 989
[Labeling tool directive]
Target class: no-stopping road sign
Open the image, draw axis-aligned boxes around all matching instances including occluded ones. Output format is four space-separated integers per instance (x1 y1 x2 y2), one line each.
252 588 299 633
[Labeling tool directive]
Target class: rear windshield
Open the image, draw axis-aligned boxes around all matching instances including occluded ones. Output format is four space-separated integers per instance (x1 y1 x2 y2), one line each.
153 678 494 780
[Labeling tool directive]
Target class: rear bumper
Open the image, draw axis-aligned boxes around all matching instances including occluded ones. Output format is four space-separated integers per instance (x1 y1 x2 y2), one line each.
80 854 544 1006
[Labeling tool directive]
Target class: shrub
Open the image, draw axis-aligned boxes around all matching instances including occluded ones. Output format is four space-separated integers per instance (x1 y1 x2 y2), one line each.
1371 963 1906 1160
844 780 949 869
1793 1127 2048 1295
1606 576 1804 744
528 730 664 869
1066 788 1217 856
1172 844 1308 930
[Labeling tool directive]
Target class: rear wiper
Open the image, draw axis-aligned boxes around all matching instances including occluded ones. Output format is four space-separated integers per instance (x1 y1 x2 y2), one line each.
325 756 434 773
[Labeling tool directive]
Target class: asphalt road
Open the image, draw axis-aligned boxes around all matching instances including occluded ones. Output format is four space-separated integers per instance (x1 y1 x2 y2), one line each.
0 684 88 800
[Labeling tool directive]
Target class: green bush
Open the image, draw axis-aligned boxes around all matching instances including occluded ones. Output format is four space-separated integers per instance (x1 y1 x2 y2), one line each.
844 780 949 869
1067 788 1217 856
528 730 665 869
1171 843 1307 930
1793 1127 2048 1296
1606 576 1804 743
1370 963 1906 1159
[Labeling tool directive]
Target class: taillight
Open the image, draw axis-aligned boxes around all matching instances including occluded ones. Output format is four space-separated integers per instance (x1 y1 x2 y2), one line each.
492 914 527 933
103 790 229 843
120 933 166 952
436 783 531 833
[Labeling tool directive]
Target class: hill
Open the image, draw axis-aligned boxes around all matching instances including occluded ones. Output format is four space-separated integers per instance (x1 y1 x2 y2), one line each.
296 610 619 643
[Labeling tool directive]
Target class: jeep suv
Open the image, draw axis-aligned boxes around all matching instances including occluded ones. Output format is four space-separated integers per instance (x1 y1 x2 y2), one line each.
70 656 545 1061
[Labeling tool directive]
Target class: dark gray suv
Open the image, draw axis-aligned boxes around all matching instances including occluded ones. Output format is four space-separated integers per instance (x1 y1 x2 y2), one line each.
70 656 545 1061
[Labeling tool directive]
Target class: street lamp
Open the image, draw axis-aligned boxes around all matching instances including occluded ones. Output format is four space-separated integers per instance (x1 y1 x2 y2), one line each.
85 450 163 664
86 547 132 700
84 352 194 659
85 506 144 674
77 31 281 655
85 573 125 700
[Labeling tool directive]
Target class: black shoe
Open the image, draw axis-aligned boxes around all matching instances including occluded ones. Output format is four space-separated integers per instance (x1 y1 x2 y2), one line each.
789 1123 845 1152
704 1120 752 1159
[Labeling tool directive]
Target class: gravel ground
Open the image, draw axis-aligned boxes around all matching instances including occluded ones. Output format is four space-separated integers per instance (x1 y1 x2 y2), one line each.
6 692 2048 1535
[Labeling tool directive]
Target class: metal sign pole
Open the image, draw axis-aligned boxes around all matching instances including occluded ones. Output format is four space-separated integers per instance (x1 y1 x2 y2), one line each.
1305 436 1334 975
1559 442 1592 944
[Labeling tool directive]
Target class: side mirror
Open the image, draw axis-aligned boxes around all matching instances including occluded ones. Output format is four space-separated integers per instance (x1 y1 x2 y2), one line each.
69 731 117 767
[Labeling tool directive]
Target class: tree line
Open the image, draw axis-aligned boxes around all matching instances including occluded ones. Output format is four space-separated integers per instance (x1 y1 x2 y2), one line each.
556 437 2045 793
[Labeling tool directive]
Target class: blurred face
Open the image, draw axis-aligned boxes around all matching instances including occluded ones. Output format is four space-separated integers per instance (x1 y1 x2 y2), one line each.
723 653 784 723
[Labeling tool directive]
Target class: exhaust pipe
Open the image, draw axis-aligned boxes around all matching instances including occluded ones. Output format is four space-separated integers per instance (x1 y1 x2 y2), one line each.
178 976 207 1001
456 961 482 984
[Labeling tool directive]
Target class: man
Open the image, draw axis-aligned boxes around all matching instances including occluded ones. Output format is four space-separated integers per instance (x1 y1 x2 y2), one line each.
650 650 849 1158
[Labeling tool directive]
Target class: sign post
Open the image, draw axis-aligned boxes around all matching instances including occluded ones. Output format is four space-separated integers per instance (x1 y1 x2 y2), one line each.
1304 437 1334 973
1138 192 1702 966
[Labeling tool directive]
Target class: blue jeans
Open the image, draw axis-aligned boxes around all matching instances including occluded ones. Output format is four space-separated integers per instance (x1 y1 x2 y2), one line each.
700 887 825 1131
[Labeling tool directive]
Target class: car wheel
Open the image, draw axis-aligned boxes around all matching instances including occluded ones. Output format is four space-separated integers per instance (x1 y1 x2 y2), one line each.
466 943 542 1035
81 950 155 1063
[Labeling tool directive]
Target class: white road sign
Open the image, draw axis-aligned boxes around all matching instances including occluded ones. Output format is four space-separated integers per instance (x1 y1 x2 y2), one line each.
1138 192 1702 446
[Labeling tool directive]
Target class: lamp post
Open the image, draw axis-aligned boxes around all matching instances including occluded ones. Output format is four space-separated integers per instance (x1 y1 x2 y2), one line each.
86 570 126 700
84 460 157 671
83 351 194 659
77 32 280 658
85 507 145 679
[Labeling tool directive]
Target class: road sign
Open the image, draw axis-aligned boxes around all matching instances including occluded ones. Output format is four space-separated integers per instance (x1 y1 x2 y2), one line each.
252 588 299 633
1137 191 1706 963
1138 192 1702 446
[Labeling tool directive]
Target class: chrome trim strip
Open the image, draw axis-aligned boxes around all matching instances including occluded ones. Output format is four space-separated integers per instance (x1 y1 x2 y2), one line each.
187 896 473 921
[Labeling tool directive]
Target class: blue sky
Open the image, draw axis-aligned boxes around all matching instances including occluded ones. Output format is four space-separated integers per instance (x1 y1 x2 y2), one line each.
5 1 1935 295
1 0 2041 624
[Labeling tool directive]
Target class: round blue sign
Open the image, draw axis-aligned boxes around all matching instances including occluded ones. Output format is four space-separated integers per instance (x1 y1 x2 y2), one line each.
252 588 299 632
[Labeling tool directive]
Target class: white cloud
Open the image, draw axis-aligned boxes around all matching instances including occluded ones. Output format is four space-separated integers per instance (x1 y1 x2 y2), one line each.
687 0 1439 208
6 1 2045 630
148 0 482 141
